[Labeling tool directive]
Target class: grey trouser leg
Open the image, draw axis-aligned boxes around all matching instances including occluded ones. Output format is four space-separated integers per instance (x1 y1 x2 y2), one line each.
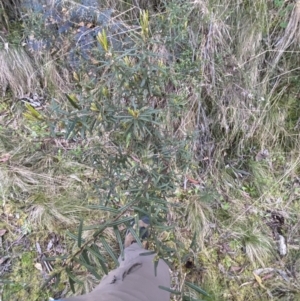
59 243 170 301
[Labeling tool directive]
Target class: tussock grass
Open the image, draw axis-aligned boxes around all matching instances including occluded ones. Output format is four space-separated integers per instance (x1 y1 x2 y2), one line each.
0 47 38 97
0 46 70 99
236 224 274 267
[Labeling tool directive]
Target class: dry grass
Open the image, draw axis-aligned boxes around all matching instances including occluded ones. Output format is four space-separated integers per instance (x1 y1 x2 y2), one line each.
0 46 71 100
0 47 38 97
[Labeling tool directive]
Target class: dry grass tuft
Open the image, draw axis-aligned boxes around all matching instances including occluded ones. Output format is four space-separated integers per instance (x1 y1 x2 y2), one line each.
0 47 38 97
0 45 70 100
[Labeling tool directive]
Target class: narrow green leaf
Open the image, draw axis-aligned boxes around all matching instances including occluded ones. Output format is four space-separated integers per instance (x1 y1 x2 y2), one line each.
118 197 140 213
80 249 90 265
139 118 161 126
65 268 82 293
161 244 176 253
128 227 142 247
139 250 156 256
183 296 205 301
73 257 101 279
92 225 106 238
87 205 119 213
185 282 210 297
83 224 106 231
87 244 108 275
86 245 106 262
65 267 82 284
101 237 119 266
154 225 175 231
66 119 77 139
54 272 61 288
78 218 83 248
43 255 68 261
41 271 60 289
113 226 124 260
132 206 150 216
89 118 97 133
66 230 83 242
78 116 90 130
158 286 181 295
115 115 132 119
140 123 152 136
65 93 81 109
88 268 101 280
108 216 135 227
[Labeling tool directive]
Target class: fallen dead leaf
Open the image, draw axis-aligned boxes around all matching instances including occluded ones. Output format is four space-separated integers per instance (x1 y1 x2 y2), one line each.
0 229 7 236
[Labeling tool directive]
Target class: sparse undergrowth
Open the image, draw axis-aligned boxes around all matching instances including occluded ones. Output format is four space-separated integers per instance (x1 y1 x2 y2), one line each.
1 0 300 300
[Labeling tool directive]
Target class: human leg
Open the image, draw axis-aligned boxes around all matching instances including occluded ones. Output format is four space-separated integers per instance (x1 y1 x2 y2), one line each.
55 217 170 301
